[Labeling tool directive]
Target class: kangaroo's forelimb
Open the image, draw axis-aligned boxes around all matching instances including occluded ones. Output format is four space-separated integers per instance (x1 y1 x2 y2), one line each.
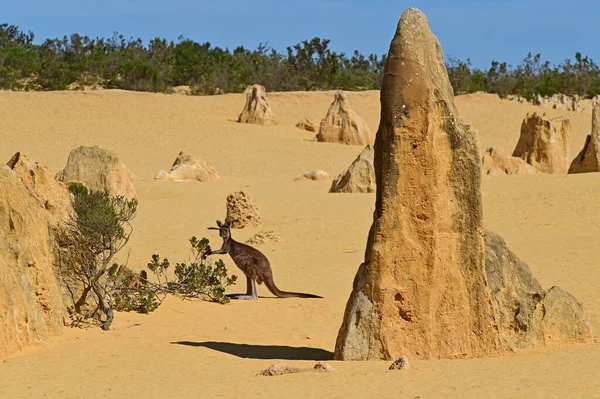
207 244 228 255
209 248 228 255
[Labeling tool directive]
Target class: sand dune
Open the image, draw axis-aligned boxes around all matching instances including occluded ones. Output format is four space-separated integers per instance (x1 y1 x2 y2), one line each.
0 90 598 398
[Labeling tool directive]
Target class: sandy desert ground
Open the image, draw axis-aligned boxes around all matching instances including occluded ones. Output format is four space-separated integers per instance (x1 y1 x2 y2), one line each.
0 89 599 398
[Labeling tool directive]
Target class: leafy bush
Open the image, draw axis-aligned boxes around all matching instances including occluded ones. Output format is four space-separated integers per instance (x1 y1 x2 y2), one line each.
56 183 138 330
147 236 238 304
109 265 159 314
56 184 238 330
115 60 164 92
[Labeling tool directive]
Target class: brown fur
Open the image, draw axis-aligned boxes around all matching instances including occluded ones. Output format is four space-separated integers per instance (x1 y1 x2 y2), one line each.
208 220 322 299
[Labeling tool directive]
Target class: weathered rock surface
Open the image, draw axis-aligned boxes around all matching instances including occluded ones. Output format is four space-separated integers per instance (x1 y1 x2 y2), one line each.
569 103 600 173
512 113 571 174
534 94 545 106
225 191 262 228
486 166 506 176
257 364 300 376
56 145 137 198
334 7 591 362
294 169 329 181
481 147 540 176
536 93 586 112
572 95 581 112
237 84 277 125
295 118 318 132
484 230 592 349
329 145 375 193
154 151 219 182
316 91 373 145
245 230 283 245
257 362 336 376
7 152 73 230
334 8 499 361
0 166 68 358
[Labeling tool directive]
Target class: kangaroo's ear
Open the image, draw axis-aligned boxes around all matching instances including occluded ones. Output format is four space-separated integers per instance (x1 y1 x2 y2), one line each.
225 220 232 228
216 220 222 227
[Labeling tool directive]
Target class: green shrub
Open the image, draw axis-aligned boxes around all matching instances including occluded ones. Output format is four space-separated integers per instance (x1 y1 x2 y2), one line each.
147 236 238 304
56 184 237 330
56 183 138 330
2 22 600 100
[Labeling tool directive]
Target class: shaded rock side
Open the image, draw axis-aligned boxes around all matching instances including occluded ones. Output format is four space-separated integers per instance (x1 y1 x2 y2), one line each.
484 230 592 349
0 166 67 358
481 147 540 176
512 113 571 174
56 145 137 198
329 145 375 193
154 151 219 182
334 8 499 361
388 356 410 370
237 84 277 125
569 103 600 174
225 191 262 228
316 91 374 145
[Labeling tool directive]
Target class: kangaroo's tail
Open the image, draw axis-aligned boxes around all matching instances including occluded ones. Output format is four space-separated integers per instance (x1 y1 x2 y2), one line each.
264 275 322 299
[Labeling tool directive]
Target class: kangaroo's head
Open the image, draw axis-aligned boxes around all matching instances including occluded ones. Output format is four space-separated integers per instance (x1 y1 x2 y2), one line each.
215 220 232 241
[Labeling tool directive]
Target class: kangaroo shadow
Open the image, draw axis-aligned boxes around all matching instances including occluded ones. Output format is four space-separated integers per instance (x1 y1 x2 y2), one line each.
171 341 333 361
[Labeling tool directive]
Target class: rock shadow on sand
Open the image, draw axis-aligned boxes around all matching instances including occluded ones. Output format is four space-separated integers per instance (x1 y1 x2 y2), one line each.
171 341 333 361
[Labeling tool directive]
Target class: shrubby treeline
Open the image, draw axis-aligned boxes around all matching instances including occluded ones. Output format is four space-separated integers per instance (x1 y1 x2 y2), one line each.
447 53 600 100
0 24 385 93
1 23 599 99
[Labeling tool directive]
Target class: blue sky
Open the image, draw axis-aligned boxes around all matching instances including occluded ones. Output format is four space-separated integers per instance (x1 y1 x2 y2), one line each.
3 0 599 69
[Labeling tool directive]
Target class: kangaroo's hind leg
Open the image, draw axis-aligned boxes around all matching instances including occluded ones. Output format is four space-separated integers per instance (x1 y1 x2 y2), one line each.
227 275 258 300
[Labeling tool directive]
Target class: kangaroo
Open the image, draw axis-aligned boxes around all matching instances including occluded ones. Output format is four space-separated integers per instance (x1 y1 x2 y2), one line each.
206 220 322 300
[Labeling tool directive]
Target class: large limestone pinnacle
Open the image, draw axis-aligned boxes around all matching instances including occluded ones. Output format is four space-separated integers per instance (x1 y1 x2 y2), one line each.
334 8 500 360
